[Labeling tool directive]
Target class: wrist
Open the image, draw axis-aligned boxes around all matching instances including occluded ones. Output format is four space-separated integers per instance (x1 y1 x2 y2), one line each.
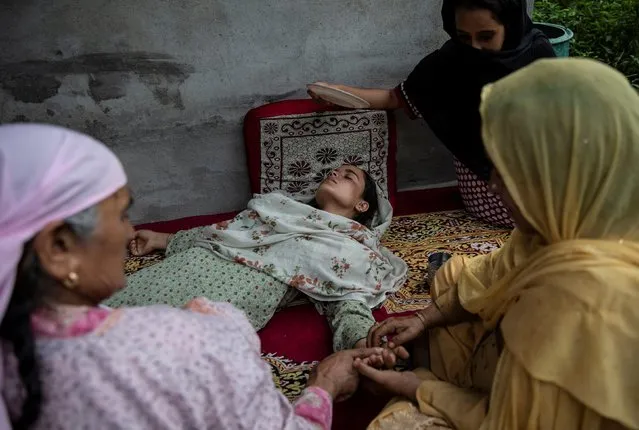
403 375 422 402
354 338 366 349
414 310 429 329
307 374 338 400
417 304 446 328
160 232 173 249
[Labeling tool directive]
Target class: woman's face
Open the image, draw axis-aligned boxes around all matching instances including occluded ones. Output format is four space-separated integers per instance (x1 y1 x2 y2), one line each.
34 186 135 305
455 7 506 51
315 165 369 216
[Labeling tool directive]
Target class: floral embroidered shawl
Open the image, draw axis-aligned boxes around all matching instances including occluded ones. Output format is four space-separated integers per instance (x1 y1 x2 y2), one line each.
195 192 407 308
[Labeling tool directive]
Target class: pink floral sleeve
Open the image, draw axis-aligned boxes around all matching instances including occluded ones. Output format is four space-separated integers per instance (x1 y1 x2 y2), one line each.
292 387 333 430
183 297 261 350
185 297 334 429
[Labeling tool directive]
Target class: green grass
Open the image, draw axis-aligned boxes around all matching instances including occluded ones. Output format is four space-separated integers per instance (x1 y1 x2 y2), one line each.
533 0 639 87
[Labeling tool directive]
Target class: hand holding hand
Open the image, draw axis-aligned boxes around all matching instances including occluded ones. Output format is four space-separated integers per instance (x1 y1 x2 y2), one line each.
307 347 385 402
354 359 422 402
367 314 428 349
354 338 409 367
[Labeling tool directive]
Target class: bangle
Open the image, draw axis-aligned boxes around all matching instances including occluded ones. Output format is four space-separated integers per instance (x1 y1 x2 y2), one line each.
414 311 428 329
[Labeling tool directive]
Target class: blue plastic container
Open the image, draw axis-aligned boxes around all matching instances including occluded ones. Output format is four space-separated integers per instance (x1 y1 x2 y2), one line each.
533 22 574 57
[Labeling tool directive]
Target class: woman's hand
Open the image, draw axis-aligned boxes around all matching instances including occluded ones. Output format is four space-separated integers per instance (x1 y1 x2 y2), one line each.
307 82 341 107
354 360 422 402
355 338 409 368
307 347 385 402
129 230 171 256
356 348 411 397
367 314 428 349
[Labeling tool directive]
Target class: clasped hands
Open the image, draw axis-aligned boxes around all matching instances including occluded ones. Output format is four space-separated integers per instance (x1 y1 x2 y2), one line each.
308 313 428 402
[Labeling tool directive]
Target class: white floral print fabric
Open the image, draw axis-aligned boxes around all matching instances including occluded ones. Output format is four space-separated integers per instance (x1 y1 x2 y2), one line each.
195 192 407 308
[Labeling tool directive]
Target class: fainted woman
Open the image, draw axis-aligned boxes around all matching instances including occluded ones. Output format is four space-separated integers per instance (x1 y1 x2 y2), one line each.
105 164 408 351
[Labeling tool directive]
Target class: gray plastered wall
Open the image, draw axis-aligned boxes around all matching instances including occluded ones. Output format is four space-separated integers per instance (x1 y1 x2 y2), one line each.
1 0 528 222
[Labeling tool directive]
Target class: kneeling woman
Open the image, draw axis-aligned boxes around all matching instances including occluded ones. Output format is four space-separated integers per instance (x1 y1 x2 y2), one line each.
362 59 639 429
106 165 408 351
310 0 555 227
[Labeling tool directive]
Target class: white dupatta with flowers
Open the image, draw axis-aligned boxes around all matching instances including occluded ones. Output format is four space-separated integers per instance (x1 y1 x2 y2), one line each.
195 191 407 308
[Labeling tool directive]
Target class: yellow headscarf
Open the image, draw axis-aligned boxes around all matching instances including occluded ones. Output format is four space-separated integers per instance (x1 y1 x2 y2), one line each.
457 58 639 429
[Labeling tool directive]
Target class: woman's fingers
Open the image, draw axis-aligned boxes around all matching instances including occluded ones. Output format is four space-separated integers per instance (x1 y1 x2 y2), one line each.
393 346 410 360
350 347 385 359
367 320 389 347
129 232 154 257
354 359 388 384
366 354 385 368
356 356 382 366
307 85 339 107
129 238 140 256
307 90 329 105
381 349 396 369
387 326 419 348
368 317 426 349
371 319 402 347
360 346 409 370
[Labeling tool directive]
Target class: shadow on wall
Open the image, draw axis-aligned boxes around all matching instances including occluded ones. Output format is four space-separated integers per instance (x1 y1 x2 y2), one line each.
0 52 193 109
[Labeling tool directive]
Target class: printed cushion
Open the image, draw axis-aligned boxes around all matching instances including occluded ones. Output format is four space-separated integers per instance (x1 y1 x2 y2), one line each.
244 100 397 206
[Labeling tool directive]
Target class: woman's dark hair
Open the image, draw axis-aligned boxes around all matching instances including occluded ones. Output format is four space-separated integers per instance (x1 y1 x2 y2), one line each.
0 207 98 429
443 0 530 50
353 171 379 228
1 241 45 430
308 169 380 228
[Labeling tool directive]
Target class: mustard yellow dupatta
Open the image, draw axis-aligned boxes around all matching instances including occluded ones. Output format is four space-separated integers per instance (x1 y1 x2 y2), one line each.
462 58 639 429
370 59 639 430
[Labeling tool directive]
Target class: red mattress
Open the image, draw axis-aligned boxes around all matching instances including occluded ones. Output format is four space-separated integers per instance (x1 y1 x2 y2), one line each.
130 209 510 429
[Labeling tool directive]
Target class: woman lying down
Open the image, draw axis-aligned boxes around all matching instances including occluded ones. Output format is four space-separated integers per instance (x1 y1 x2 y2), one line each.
106 165 408 350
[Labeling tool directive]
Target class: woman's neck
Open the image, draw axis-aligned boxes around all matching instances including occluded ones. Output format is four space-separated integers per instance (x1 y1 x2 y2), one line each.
318 202 356 220
48 284 100 308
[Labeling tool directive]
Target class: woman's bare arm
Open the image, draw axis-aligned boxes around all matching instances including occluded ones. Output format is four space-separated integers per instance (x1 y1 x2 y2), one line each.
310 83 402 110
418 289 475 329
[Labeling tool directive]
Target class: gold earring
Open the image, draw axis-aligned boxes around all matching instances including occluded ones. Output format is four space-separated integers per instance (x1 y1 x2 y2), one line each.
63 272 79 289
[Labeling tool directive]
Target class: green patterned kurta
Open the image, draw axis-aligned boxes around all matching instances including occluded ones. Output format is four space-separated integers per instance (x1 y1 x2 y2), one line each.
106 227 374 350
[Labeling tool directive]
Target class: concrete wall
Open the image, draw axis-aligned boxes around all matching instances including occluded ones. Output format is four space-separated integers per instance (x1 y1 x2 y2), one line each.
1 0 458 223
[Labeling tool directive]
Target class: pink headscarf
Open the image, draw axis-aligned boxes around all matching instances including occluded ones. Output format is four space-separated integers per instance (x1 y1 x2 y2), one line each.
0 124 127 429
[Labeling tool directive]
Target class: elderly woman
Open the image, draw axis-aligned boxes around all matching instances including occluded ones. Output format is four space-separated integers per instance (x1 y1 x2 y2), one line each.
310 0 555 227
359 59 639 429
0 123 385 429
